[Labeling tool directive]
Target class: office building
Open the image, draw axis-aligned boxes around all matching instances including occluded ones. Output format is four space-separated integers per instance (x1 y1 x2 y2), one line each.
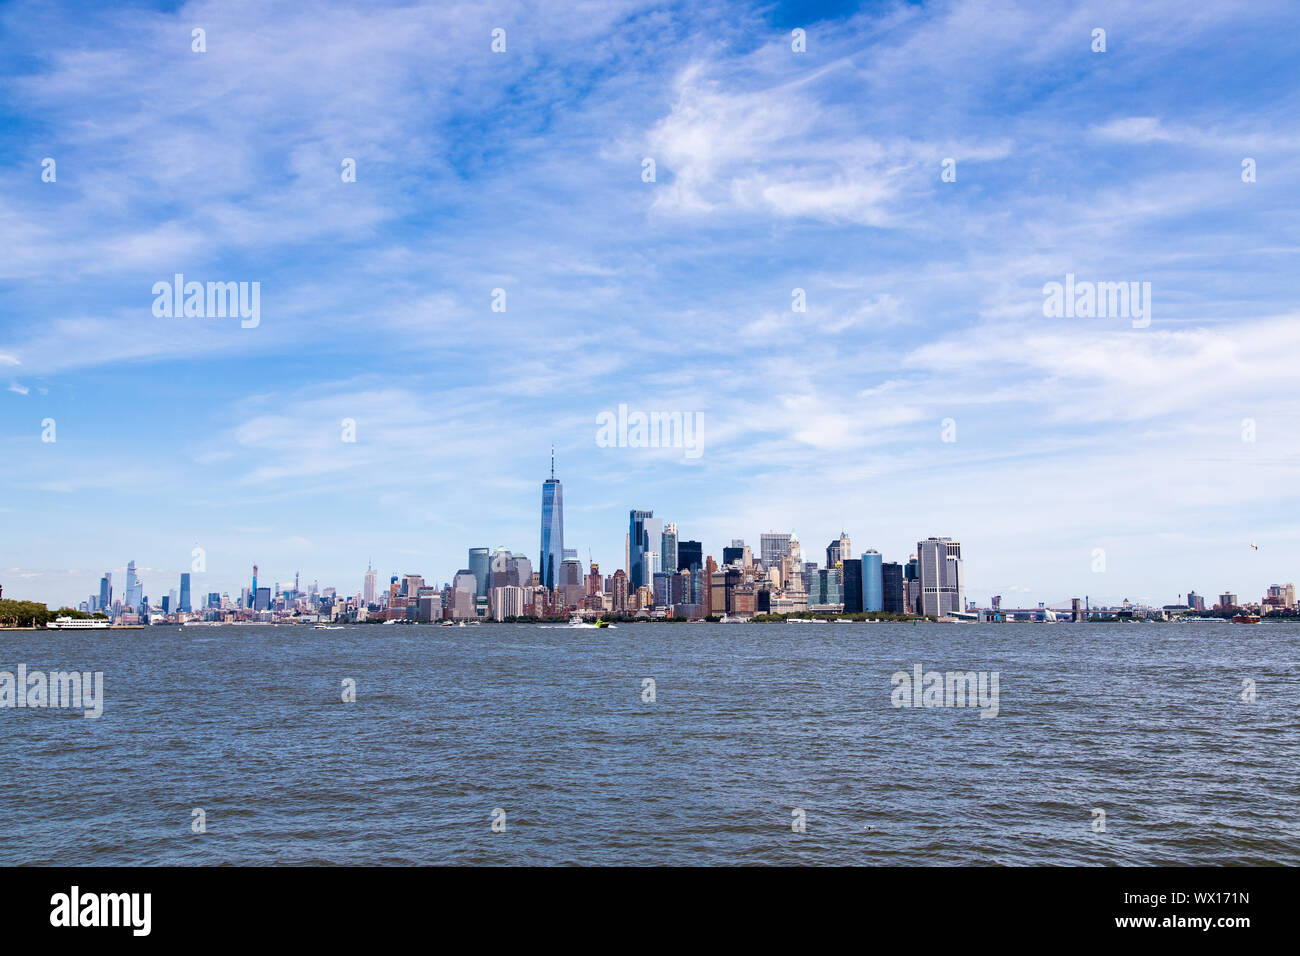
882 562 905 614
629 510 655 591
841 557 863 613
861 549 882 612
918 537 963 617
539 454 564 593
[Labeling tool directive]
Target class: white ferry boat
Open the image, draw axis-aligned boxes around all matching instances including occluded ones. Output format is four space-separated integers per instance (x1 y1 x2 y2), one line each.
46 616 111 630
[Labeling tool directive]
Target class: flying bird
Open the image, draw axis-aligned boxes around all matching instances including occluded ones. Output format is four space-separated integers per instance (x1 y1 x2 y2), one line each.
1251 542 1259 550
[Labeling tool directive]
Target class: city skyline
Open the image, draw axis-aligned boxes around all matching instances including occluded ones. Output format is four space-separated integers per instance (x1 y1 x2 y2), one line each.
11 452 1295 615
4 1 1300 609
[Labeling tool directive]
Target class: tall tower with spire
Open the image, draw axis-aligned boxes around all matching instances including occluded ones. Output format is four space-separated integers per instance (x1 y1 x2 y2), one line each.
539 448 565 593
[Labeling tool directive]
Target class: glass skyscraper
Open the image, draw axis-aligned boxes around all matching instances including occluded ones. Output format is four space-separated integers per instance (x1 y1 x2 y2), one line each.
841 558 863 613
628 509 654 591
881 562 905 614
861 550 883 612
179 572 192 613
469 547 490 598
539 456 564 593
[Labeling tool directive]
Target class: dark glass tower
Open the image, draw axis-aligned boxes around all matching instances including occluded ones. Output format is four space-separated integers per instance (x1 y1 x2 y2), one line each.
882 562 905 614
628 509 654 590
539 450 564 593
179 572 192 613
677 539 703 605
841 558 863 613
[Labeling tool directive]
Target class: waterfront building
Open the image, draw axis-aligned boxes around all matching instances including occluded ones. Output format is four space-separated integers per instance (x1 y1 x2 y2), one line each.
841 557 863 612
628 510 655 591
468 548 490 598
918 537 963 617
492 585 525 621
539 455 564 593
861 550 883 612
612 569 629 613
882 562 905 614
807 568 843 610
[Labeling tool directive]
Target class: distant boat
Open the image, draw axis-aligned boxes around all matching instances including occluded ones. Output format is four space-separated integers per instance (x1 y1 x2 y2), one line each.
439 620 454 627
45 616 110 630
313 624 343 630
1232 614 1262 624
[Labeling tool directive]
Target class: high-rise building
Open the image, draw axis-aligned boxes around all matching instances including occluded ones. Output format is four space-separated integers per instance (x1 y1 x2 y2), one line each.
251 565 259 609
661 524 678 582
255 587 271 611
881 562 905 614
125 560 142 611
612 569 629 613
468 548 490 599
841 558 863 612
760 532 792 570
179 572 192 613
539 453 564 593
826 533 851 569
364 562 377 605
99 573 112 611
677 540 703 605
918 537 963 617
861 550 882 612
629 509 655 591
807 568 843 609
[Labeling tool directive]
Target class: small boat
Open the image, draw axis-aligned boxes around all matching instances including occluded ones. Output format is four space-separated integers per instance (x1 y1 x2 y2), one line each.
313 624 343 630
1232 614 1262 624
439 620 454 627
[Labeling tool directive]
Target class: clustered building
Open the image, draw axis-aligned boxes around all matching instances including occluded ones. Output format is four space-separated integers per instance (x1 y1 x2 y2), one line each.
71 456 1298 626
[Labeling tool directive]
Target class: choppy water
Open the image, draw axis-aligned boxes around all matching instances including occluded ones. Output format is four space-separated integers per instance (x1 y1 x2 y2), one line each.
1 622 1297 865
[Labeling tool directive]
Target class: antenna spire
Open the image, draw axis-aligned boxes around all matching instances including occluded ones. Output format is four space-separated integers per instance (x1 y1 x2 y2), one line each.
551 444 555 479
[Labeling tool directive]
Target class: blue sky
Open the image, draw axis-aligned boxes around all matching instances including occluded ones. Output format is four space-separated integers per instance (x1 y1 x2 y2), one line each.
3 0 1299 608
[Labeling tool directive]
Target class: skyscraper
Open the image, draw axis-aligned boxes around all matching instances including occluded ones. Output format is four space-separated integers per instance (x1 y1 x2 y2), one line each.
677 539 703 605
125 560 142 611
861 550 883 612
662 523 678 581
827 533 851 569
469 548 490 598
918 537 963 616
629 509 654 591
179 572 192 613
364 562 377 605
882 562 905 614
99 573 112 611
841 557 863 613
539 451 564 593
760 532 792 569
